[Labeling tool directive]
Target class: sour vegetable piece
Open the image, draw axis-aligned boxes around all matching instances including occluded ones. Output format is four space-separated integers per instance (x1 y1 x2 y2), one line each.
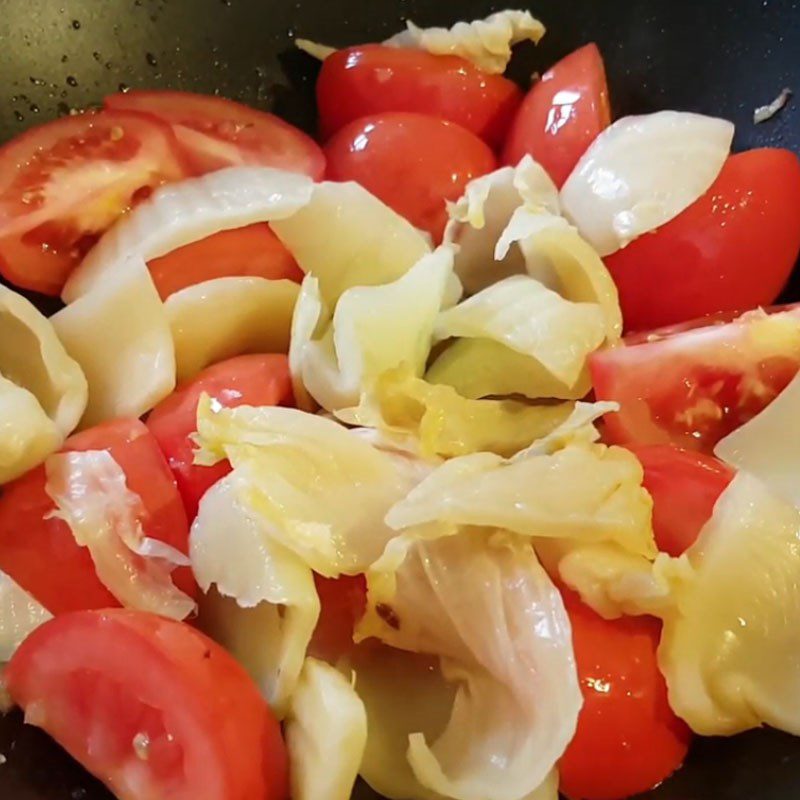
659 473 800 736
146 353 294 520
316 45 522 146
384 10 546 75
604 148 800 331
5 609 290 800
358 530 580 800
192 473 318 716
0 284 87 437
0 570 52 663
291 247 453 412
324 113 496 242
164 276 299 382
560 111 734 257
336 364 575 459
271 180 431 306
502 43 611 188
0 418 195 615
52 257 175 427
285 658 367 800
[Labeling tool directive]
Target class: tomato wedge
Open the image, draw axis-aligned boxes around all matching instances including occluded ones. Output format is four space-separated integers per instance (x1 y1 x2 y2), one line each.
591 306 800 453
0 419 195 614
627 444 733 557
6 609 289 800
324 112 496 241
316 44 523 147
604 149 800 331
147 222 303 300
502 43 610 187
0 110 187 296
146 354 294 519
105 90 325 179
559 590 691 800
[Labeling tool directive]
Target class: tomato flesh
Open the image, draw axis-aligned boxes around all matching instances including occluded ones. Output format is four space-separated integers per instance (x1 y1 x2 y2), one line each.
309 573 367 662
0 419 195 614
324 112 496 242
605 149 800 331
591 305 800 452
5 609 289 800
147 222 303 300
146 354 294 519
0 111 187 295
559 591 691 800
316 44 523 147
105 90 325 179
627 444 733 556
502 43 610 186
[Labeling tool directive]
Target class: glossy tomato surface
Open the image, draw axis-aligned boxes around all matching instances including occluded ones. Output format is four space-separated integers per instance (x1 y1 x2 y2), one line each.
324 111 496 241
502 43 610 186
605 149 800 331
591 306 800 453
316 44 522 147
559 591 691 800
627 444 734 556
147 222 303 300
0 419 195 614
146 354 294 519
0 111 187 295
105 90 325 178
5 609 289 800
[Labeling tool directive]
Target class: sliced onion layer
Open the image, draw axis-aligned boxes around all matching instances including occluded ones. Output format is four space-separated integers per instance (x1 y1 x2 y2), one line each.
560 111 734 256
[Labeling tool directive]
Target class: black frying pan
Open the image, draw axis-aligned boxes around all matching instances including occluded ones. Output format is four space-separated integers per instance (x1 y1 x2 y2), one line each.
1 0 799 798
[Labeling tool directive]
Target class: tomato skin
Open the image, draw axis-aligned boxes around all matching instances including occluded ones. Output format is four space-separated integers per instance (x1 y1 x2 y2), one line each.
147 222 303 300
0 110 188 296
559 591 691 800
309 574 367 662
105 90 325 179
316 45 523 147
6 609 289 800
0 419 195 614
627 444 733 556
146 354 294 520
590 305 800 453
502 43 610 187
325 112 496 241
605 149 800 331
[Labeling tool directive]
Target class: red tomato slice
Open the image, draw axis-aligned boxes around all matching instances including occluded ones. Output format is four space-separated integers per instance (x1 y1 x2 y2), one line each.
316 44 523 148
559 590 691 800
308 574 367 663
502 43 610 187
147 222 303 300
591 306 800 453
0 419 195 614
0 110 187 296
605 149 800 331
146 354 294 520
5 609 289 800
324 112 496 242
105 90 325 179
627 444 733 556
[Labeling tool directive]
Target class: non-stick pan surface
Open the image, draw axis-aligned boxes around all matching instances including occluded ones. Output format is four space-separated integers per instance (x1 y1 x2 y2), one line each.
1 1 799 798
